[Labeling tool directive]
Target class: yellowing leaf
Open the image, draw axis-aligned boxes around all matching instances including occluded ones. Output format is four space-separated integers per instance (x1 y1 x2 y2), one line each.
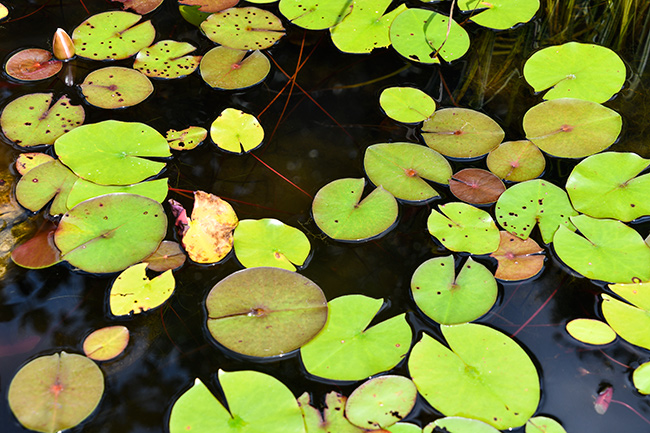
83 326 130 361
109 263 175 316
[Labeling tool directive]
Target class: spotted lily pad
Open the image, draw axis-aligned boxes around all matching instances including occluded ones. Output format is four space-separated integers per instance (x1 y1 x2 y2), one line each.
486 140 546 182
210 108 264 153
633 362 650 395
83 326 130 361
427 202 500 254
424 417 501 433
66 178 168 209
201 7 285 50
15 159 78 215
299 392 365 433
279 0 352 30
379 87 436 123
166 126 207 150
565 318 616 345
525 416 567 433
15 153 55 175
490 231 545 281
1 93 84 147
345 375 417 429
411 255 498 325
80 67 153 109
143 240 187 272
459 0 540 30
110 263 175 316
200 46 270 89
134 40 201 79
4 48 62 81
449 168 505 204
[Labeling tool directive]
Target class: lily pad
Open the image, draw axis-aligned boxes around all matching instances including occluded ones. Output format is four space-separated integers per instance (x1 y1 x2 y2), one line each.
143 240 187 272
134 40 201 79
80 66 153 109
8 352 104 433
178 0 238 12
206 267 327 357
166 126 207 150
110 263 175 316
565 318 616 345
200 46 270 89
201 7 285 50
233 219 310 271
608 281 650 310
490 231 545 281
55 120 170 185
11 222 62 269
114 0 165 14
411 256 497 325
523 98 622 158
363 142 452 203
0 93 84 147
601 293 650 351
82 326 130 361
526 417 567 433
299 392 365 433
15 159 78 215
54 193 167 273
15 153 55 175
379 87 436 123
427 202 500 254
523 42 626 103
312 178 398 242
66 178 168 209
424 417 501 433
553 215 650 283
409 324 540 430
210 108 264 153
459 0 540 30
486 140 546 182
449 168 505 204
0 3 7 20
633 362 650 395
300 294 412 381
345 375 417 429
4 48 62 81
389 8 470 64
566 152 650 221
422 108 505 158
72 11 155 60
179 4 212 26
387 422 422 433
279 0 352 30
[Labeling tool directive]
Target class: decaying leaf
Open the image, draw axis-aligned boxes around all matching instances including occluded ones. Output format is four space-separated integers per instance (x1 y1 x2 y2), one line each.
178 0 238 13
113 0 164 14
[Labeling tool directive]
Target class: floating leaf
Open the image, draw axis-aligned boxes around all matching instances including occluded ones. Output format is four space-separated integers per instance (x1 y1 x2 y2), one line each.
523 98 622 158
424 417 501 433
387 422 422 433
66 178 168 209
201 7 285 50
0 93 84 147
459 0 540 30
166 126 207 150
299 392 366 433
206 267 327 357
487 140 546 182
490 231 545 281
279 0 352 30
363 142 451 202
210 108 264 153
54 194 167 273
15 159 77 215
114 0 165 14
409 325 540 430
55 120 170 185
179 4 212 26
525 416 567 433
134 40 201 79
553 215 650 283
4 48 62 81
143 240 187 272
633 362 650 395
300 294 411 381
233 219 310 271
422 108 504 158
80 66 153 109
200 46 270 89
345 375 417 429
565 318 616 345
83 326 130 361
608 281 650 310
178 0 238 12
449 168 505 204
523 42 625 103
110 263 175 316
602 294 650 350
8 352 104 433
72 11 155 60
11 222 61 269
427 202 500 254
312 178 398 242
379 87 436 123
566 152 650 222
15 153 55 175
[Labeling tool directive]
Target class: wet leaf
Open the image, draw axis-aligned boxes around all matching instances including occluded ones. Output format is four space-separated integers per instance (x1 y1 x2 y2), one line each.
11 222 61 269
633 362 650 395
134 40 201 79
200 46 270 89
379 87 436 123
490 231 545 281
8 352 104 433
345 375 417 429
565 318 616 345
487 140 546 182
143 240 187 272
201 7 285 50
178 0 237 12
601 282 650 350
449 168 505 204
166 126 207 150
83 326 130 361
114 0 164 14
459 0 540 30
206 267 327 357
424 417 501 433
80 66 153 109
279 0 353 30
15 153 55 175
427 202 500 254
298 392 366 433
15 159 78 215
110 263 175 316
4 48 62 81
66 177 168 209
210 108 264 153
525 416 567 433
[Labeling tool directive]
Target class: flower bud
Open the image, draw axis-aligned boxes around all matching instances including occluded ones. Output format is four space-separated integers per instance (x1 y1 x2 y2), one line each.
53 28 75 61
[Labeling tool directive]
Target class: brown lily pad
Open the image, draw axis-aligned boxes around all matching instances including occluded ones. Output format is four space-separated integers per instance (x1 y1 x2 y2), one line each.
490 231 545 281
143 240 187 272
11 222 62 269
179 0 238 13
5 48 62 81
449 168 506 205
114 0 164 14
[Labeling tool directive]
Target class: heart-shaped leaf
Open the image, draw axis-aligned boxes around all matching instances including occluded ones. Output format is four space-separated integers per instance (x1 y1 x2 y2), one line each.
299 392 367 433
210 108 264 153
15 159 78 215
166 126 207 150
201 7 285 50
83 326 130 361
279 0 352 30
345 375 417 429
449 168 505 204
490 231 545 281
200 46 270 89
4 48 62 81
133 40 201 79
80 66 153 109
427 202 500 254
459 0 540 30
486 140 546 182
379 87 436 123
565 318 616 345
110 263 175 316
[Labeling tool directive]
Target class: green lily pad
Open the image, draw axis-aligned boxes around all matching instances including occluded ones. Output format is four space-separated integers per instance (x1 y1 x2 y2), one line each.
449 168 505 204
83 326 130 361
299 392 366 433
133 40 201 79
169 371 304 433
166 126 207 150
490 231 545 281
566 152 650 222
424 417 501 433
523 42 626 103
200 46 270 89
55 120 170 185
8 352 104 433
15 159 78 215
422 108 505 158
609 281 650 310
312 178 398 241
553 215 650 283
363 142 451 202
565 318 616 345
427 202 500 254
54 193 167 273
110 263 175 316
601 293 650 351
379 87 436 123
0 93 84 147
459 0 540 30
300 294 412 381
15 152 55 175
143 240 187 272
330 1 407 54
206 267 327 357
526 416 567 433
411 256 497 325
409 324 540 430
523 98 622 158
387 422 422 433
179 4 212 26
201 7 285 50
4 48 62 81
72 11 155 60
633 362 650 395
66 177 167 209
345 375 417 429
210 108 264 153
279 0 352 30
80 66 153 109
486 140 546 182
233 219 311 271
495 179 577 243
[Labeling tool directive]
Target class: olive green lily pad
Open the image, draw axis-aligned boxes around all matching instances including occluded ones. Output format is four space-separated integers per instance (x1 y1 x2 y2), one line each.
15 159 78 215
15 152 55 175
4 48 62 81
363 142 451 203
133 40 201 79
495 179 577 243
523 42 626 103
110 263 175 316
424 417 501 433
449 168 505 204
487 140 546 182
1 93 84 147
345 375 417 429
411 256 497 325
66 177 168 209
409 325 540 430
379 87 436 123
80 66 153 109
553 215 650 283
166 126 207 150
301 294 412 381
633 362 650 395
566 152 650 222
210 108 264 153
143 240 187 272
459 0 540 30
601 293 650 351
427 202 500 254
490 231 545 281
55 120 170 185
8 352 104 433
200 46 270 89
206 267 327 357
83 326 130 361
201 7 285 50
279 0 352 30
312 178 398 242
299 392 366 433
422 108 505 158
72 11 155 60
565 318 616 345
526 416 567 433
54 193 167 273
523 98 622 158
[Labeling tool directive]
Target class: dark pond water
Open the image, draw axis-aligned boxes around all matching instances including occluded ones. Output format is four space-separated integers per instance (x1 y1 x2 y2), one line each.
1 1 650 432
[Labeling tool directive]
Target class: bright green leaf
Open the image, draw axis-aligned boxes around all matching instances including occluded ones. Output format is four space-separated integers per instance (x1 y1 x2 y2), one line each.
279 0 352 30
210 108 264 153
565 318 616 345
201 7 285 50
427 202 500 254
166 126 207 150
379 87 436 123
459 0 540 30
486 140 546 182
633 362 650 395
298 391 366 433
67 178 168 209
15 159 77 215
110 263 175 316
602 293 650 351
424 417 501 433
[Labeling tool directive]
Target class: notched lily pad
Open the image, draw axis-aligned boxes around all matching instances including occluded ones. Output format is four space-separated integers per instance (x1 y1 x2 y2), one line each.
66 177 168 209
15 159 78 215
525 416 567 433
166 126 207 150
179 0 238 13
210 108 264 153
449 168 505 204
83 326 130 361
200 46 270 89
601 293 650 351
80 66 153 109
5 48 62 81
110 263 175 316
345 375 417 429
427 202 500 254
11 222 62 269
15 153 55 175
565 318 616 345
143 240 187 272
279 0 353 30
490 231 545 281
424 417 501 433
459 0 540 30
487 140 546 182
299 391 365 433
114 0 165 14
134 40 201 79
201 7 285 50
379 87 436 123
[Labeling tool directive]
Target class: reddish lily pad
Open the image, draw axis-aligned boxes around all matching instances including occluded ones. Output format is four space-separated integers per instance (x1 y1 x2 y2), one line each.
114 0 165 14
487 140 546 182
15 153 55 175
110 263 175 316
489 231 545 281
449 168 505 204
5 48 62 81
345 375 417 429
166 126 207 150
11 222 61 269
134 40 201 79
143 240 187 272
80 67 153 109
15 159 78 215
179 0 238 12
200 46 270 89
83 326 130 361
201 7 285 50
